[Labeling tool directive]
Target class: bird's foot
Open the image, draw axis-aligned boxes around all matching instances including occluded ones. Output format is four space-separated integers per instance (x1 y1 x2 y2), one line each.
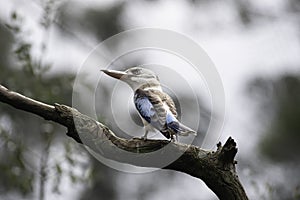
132 136 148 140
132 137 140 140
141 136 148 141
170 134 178 143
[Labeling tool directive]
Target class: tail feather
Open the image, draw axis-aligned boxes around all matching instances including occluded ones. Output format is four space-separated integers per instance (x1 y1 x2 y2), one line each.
167 121 197 136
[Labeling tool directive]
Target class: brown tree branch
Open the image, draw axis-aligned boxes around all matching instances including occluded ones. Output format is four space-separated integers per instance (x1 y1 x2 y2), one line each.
0 84 248 200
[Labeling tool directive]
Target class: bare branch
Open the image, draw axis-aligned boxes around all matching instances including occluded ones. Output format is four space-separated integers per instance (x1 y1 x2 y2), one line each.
0 84 248 200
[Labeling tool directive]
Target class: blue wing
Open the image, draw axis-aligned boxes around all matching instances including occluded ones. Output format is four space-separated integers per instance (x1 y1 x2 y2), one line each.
134 89 168 130
165 110 179 132
134 89 195 138
166 109 196 136
134 92 178 132
166 110 177 124
134 96 155 124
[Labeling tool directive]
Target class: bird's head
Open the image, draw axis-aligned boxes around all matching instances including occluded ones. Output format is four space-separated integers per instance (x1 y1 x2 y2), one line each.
101 67 160 90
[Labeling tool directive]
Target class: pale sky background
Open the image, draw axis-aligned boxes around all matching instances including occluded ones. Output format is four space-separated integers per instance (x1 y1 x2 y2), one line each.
1 0 300 199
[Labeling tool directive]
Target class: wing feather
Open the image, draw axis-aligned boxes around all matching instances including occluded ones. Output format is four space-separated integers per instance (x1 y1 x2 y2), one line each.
134 89 184 139
134 89 165 130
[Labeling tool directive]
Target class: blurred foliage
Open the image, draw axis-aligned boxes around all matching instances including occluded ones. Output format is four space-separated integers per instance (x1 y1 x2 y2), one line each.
0 15 36 197
247 73 300 200
0 10 78 199
79 158 117 200
248 74 300 163
1 1 122 199
57 2 125 41
235 0 253 25
288 0 300 13
0 129 34 195
0 23 13 68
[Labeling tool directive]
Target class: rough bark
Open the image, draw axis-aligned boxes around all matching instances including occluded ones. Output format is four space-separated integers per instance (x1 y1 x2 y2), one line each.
0 84 248 200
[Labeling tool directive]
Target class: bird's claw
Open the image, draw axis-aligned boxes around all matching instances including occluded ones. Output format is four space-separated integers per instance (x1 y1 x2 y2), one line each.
170 134 178 143
132 136 148 141
141 136 148 141
132 137 140 140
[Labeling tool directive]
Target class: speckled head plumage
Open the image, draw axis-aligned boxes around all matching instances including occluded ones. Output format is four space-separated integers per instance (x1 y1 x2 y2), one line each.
101 67 160 91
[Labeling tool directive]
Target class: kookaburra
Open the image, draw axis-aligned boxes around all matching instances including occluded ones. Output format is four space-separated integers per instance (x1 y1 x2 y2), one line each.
101 67 196 141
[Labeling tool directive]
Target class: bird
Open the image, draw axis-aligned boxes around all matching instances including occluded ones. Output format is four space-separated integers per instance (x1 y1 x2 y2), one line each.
101 67 196 141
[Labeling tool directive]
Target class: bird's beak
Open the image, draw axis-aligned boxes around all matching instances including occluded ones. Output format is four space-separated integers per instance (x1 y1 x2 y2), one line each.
101 69 127 80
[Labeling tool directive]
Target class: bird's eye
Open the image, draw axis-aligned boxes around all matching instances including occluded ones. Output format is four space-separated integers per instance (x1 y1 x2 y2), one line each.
131 69 141 75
